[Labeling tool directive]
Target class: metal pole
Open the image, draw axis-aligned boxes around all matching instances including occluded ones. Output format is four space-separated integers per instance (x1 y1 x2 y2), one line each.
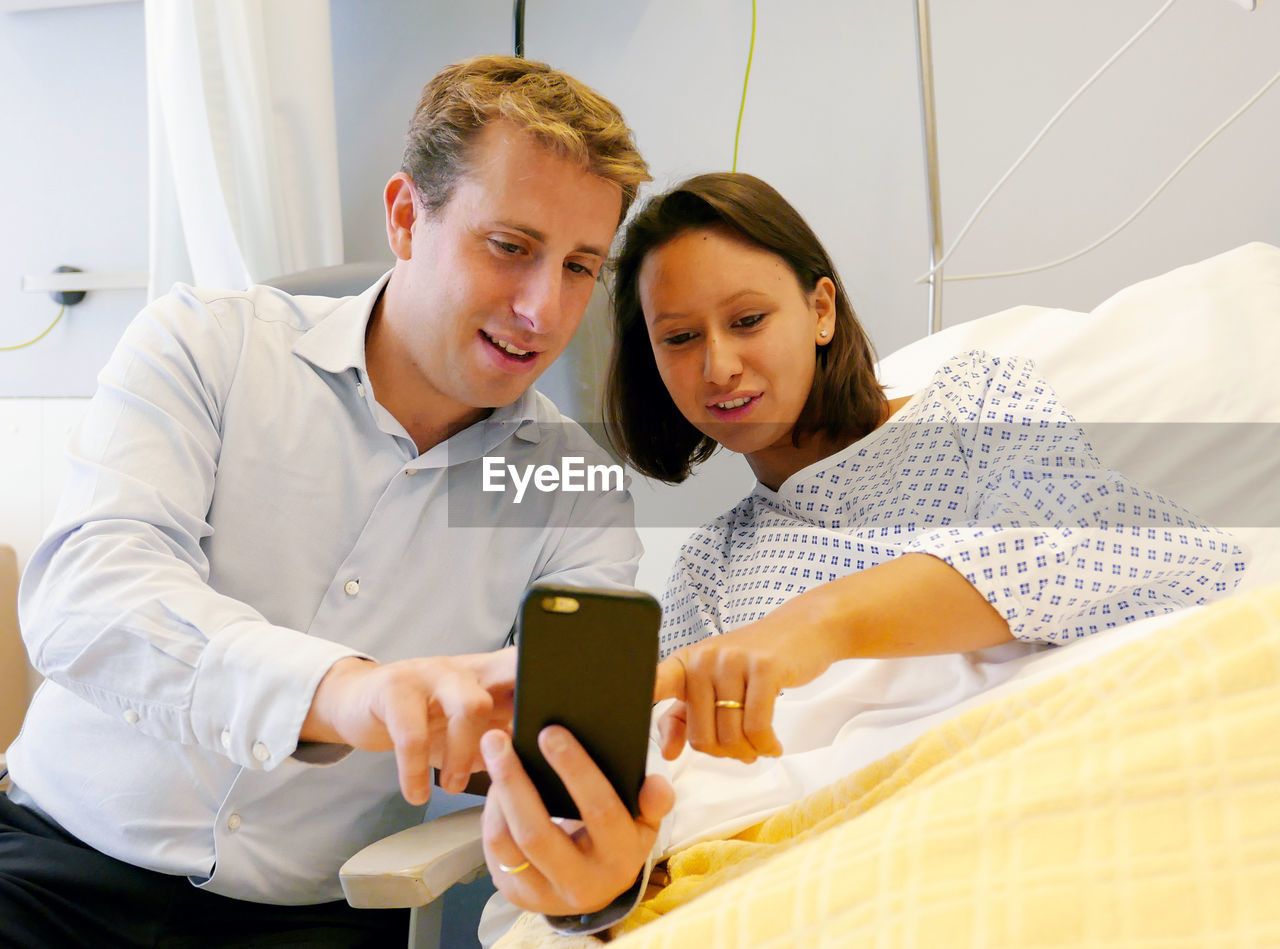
913 0 944 335
513 0 526 57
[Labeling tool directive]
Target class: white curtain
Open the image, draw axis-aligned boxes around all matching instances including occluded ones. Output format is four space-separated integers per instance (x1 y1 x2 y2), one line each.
144 0 343 299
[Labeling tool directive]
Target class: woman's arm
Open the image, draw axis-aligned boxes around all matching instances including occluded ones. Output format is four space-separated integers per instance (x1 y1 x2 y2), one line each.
654 551 1011 761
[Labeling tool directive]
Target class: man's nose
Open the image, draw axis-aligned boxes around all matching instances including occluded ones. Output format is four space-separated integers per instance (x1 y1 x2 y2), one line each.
511 264 563 333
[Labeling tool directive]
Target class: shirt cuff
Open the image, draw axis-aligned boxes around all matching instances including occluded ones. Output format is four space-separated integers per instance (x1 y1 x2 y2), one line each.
189 620 369 769
543 737 674 936
544 858 652 937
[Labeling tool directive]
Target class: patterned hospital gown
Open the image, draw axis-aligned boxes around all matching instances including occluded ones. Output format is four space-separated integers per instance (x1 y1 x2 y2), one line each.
660 351 1249 656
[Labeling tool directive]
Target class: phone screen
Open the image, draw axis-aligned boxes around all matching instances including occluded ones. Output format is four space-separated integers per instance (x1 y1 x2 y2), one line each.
511 585 660 819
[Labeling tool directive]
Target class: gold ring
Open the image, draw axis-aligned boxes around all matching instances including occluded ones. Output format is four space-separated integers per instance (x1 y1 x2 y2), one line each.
714 699 745 710
498 860 531 875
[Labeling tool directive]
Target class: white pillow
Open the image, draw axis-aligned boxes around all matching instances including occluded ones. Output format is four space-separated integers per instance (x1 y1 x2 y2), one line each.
876 242 1280 589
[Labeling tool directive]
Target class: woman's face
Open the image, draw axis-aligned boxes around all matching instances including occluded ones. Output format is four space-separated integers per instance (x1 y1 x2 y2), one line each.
638 227 836 469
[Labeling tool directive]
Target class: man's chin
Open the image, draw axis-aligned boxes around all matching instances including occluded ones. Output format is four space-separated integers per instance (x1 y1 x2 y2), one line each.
471 377 542 411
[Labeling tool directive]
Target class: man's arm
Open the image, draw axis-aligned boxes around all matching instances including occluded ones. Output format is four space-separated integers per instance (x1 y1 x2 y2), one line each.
18 291 362 771
19 291 512 791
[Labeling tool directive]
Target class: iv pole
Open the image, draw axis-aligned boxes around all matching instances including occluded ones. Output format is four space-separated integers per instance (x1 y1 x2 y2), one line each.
913 0 944 335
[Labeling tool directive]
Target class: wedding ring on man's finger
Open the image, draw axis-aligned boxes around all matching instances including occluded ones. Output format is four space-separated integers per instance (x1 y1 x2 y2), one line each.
498 860 531 875
714 699 745 710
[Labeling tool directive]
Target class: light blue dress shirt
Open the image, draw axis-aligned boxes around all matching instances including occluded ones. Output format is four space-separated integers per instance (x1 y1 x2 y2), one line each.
8 274 641 904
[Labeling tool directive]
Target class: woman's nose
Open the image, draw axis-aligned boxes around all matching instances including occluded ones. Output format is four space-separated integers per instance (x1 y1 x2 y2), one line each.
703 336 742 387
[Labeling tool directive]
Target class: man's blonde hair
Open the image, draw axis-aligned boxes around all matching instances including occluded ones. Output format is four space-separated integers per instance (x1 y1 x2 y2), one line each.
403 55 649 222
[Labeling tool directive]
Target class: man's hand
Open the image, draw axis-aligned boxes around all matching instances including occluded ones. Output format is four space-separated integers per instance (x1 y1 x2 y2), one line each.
479 726 673 917
301 648 516 805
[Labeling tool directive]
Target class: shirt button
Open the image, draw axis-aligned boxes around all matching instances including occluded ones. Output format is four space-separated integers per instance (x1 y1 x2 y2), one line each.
344 579 360 596
227 813 242 831
122 709 140 725
404 468 416 476
220 729 232 750
356 383 365 398
252 742 270 762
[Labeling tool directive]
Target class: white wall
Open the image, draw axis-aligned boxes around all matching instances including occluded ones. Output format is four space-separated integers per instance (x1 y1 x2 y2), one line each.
0 1 146 398
3 0 1279 579
327 0 1280 589
333 0 1280 355
0 398 86 567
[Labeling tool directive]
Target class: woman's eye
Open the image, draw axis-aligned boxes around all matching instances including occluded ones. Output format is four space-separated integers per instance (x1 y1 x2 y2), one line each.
734 313 766 329
662 332 695 347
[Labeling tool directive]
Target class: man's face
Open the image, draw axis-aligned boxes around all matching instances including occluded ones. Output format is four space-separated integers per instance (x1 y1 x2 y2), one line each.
383 121 623 417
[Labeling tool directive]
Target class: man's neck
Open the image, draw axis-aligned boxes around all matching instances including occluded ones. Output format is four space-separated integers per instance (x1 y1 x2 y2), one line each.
364 291 492 454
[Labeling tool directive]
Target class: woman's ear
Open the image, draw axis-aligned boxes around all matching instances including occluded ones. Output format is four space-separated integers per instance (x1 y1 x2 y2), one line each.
812 276 837 346
384 173 418 261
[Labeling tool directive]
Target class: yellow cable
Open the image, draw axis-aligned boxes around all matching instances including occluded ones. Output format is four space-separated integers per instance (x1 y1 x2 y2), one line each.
0 305 67 351
732 0 757 172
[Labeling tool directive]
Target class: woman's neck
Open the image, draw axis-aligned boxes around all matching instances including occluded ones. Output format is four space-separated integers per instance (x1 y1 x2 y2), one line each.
746 393 915 491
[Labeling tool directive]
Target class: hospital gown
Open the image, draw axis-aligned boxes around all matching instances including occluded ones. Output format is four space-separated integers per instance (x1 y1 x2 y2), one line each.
661 351 1248 655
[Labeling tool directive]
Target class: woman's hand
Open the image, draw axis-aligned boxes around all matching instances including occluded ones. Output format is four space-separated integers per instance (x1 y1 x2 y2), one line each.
652 614 837 763
480 726 673 917
651 554 1015 764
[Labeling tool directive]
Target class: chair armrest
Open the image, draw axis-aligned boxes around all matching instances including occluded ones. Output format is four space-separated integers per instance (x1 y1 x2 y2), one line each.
340 805 486 909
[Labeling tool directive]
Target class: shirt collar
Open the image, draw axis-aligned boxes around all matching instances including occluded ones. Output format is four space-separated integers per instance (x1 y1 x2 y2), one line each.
291 270 544 455
487 388 543 445
291 270 391 376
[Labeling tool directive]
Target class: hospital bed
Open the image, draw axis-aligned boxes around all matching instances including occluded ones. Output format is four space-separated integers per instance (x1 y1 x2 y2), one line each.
339 240 1280 947
4 244 1277 947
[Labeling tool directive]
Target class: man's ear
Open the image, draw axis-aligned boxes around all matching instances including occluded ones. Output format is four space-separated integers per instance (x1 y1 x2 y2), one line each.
384 173 418 261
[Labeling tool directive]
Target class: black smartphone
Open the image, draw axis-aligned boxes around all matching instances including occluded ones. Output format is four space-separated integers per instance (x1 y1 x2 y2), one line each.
511 584 661 820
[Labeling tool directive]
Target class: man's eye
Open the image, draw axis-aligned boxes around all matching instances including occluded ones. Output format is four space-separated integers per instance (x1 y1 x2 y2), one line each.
565 261 597 278
490 239 523 255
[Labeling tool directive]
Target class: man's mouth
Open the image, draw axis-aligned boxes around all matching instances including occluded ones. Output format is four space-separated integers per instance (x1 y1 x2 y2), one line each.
481 330 537 361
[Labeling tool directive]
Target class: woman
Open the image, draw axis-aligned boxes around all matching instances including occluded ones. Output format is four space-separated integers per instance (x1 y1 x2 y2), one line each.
478 174 1247 939
604 172 1247 764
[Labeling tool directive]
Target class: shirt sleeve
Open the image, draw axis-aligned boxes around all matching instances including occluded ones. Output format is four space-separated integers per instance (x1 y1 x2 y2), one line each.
904 352 1250 643
17 288 365 770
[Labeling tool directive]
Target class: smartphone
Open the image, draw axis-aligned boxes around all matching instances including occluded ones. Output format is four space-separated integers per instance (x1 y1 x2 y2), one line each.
511 584 661 820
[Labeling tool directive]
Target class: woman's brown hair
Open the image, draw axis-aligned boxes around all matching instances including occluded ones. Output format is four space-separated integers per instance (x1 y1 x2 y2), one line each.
604 173 886 483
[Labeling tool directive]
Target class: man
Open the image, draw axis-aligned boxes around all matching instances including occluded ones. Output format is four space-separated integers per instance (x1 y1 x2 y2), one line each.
0 55 665 947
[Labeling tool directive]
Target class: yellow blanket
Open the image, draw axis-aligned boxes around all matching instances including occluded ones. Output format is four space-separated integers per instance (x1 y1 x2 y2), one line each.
498 585 1280 947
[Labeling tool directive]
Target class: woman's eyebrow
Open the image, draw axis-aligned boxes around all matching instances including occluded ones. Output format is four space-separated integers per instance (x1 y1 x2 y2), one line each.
650 289 771 325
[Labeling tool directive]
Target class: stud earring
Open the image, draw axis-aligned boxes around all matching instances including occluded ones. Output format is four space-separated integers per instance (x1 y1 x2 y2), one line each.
819 328 830 339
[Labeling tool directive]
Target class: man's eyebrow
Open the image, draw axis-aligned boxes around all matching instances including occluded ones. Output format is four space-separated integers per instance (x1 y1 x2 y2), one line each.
492 221 608 259
650 289 772 325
